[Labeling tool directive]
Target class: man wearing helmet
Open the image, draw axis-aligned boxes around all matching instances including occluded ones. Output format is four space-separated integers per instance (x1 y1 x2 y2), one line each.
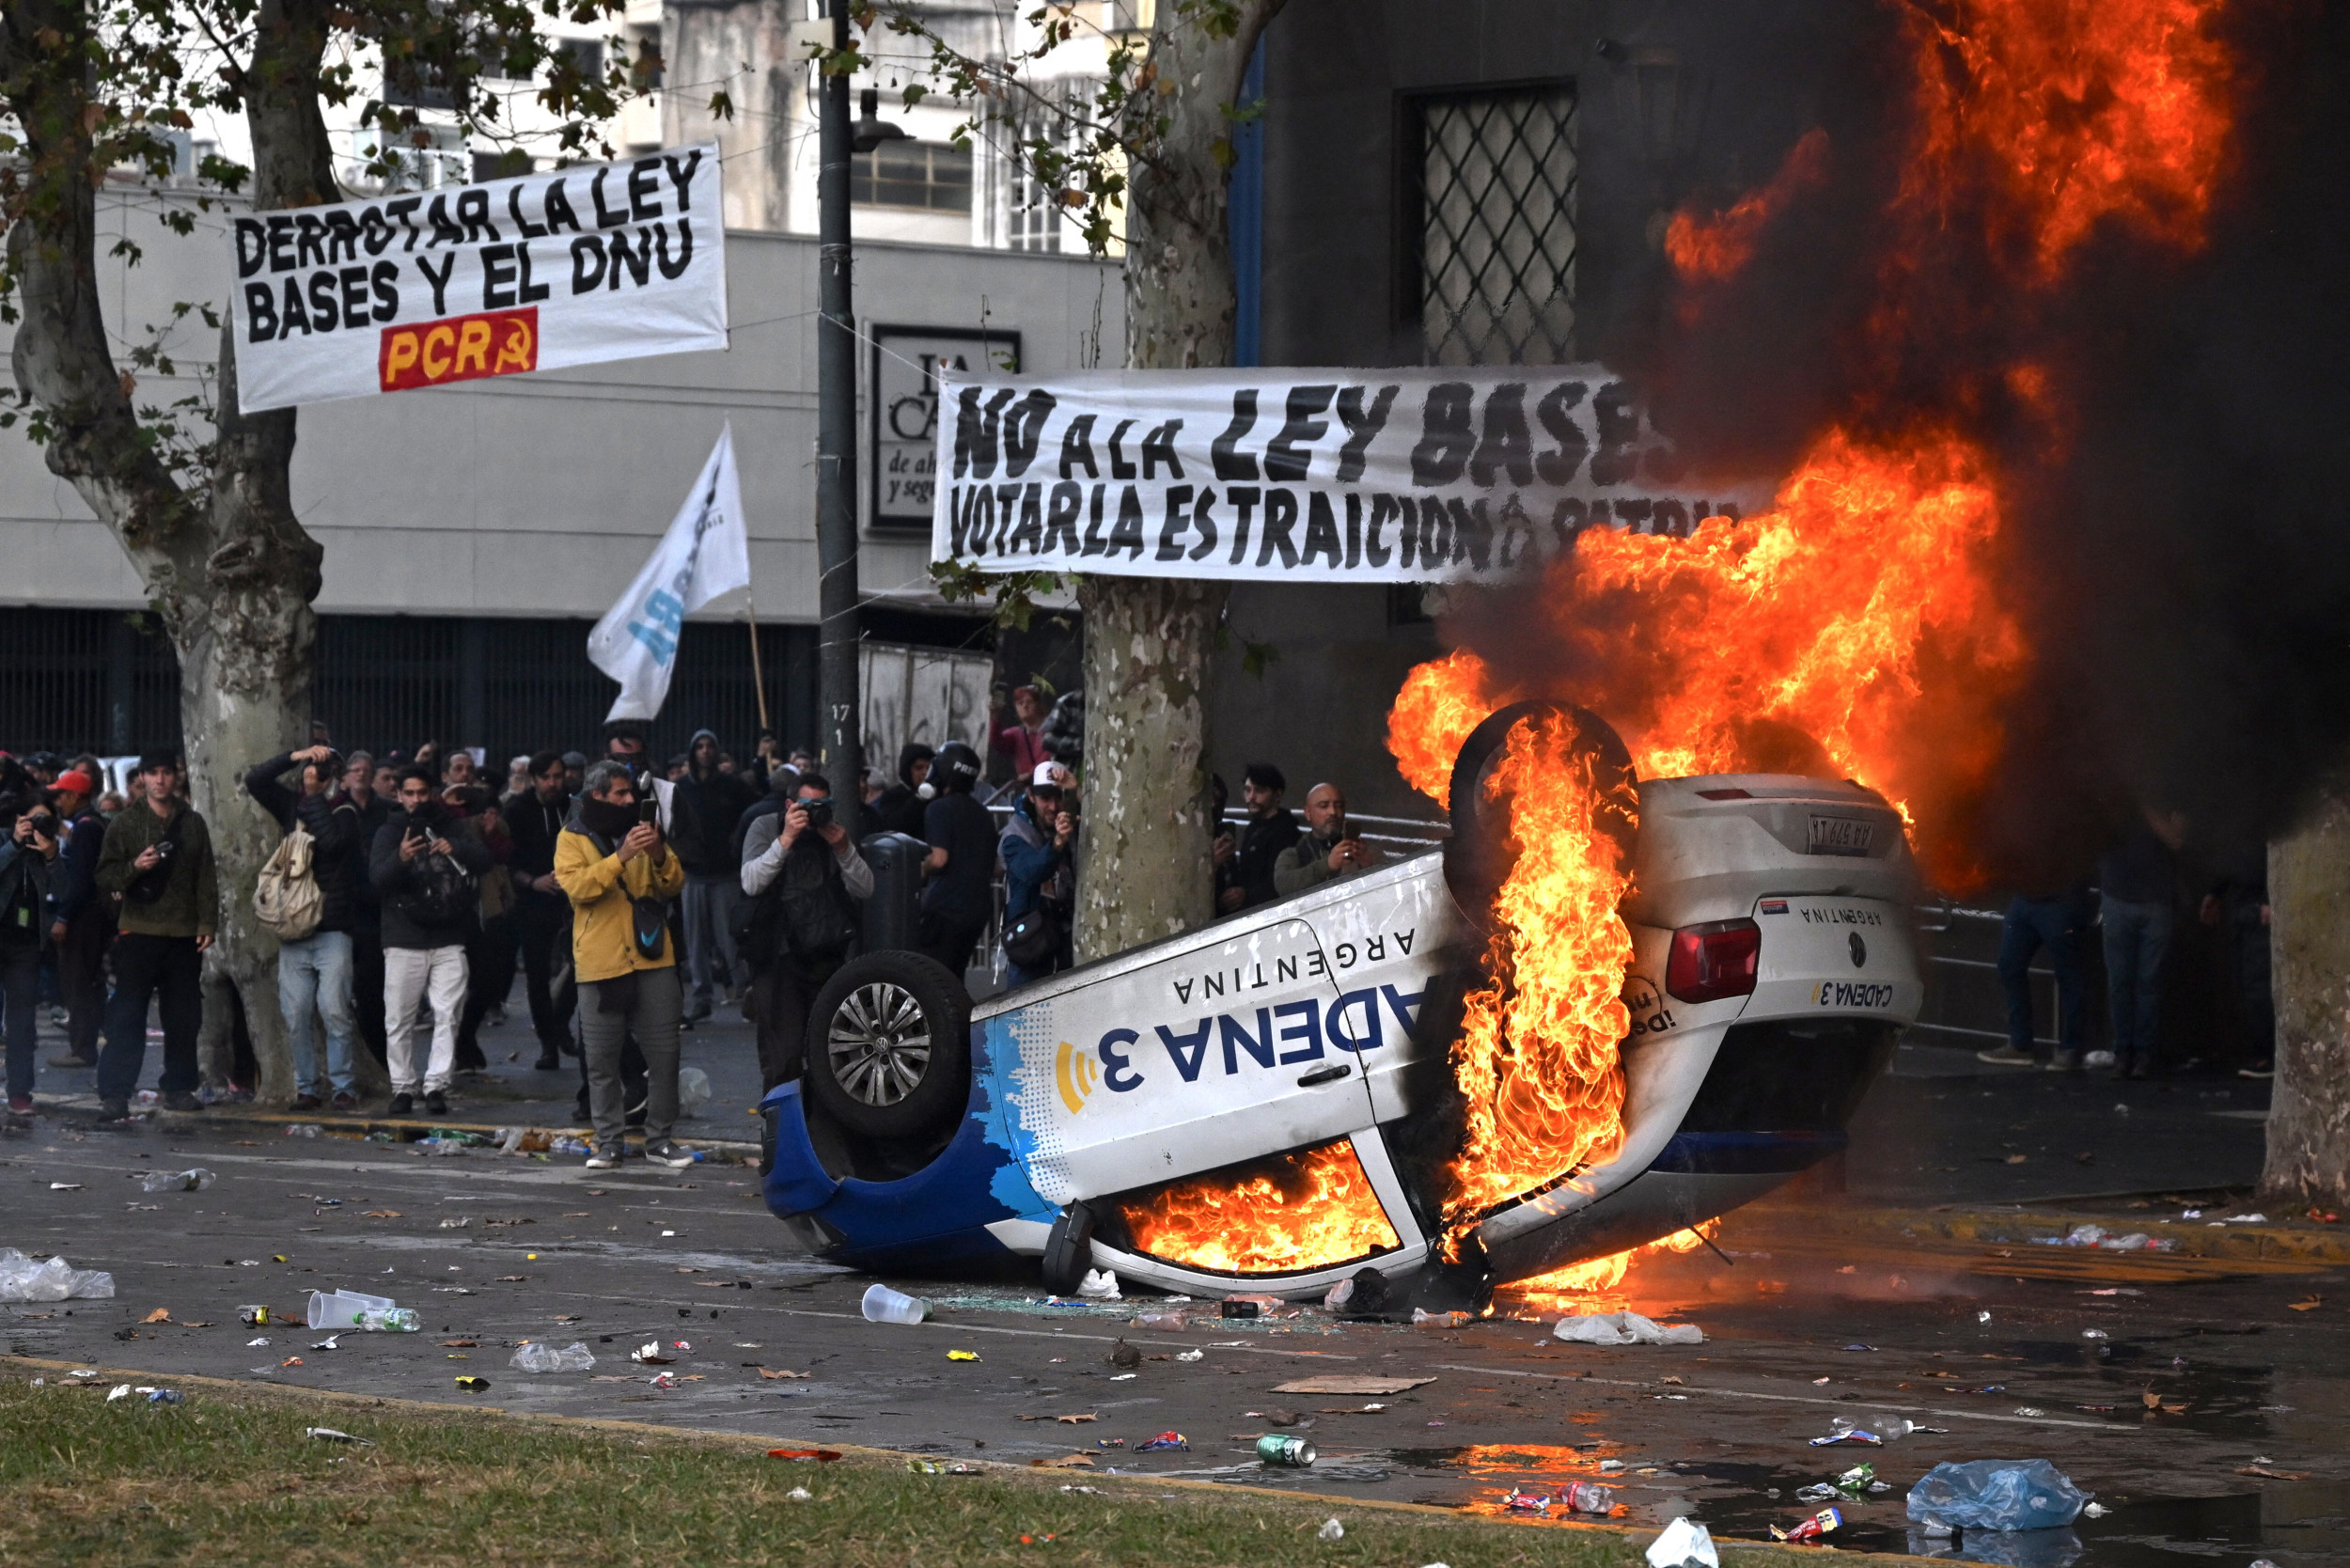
918 742 995 978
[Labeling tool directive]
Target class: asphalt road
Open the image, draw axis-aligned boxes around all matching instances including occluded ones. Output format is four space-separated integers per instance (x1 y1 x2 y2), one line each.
5 1108 2342 1568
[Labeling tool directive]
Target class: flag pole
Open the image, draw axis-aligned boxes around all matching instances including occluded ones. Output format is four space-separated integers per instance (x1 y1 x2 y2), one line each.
745 592 770 734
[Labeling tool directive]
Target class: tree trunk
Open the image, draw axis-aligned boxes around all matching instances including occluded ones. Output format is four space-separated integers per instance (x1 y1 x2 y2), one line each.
1073 0 1283 957
2263 786 2350 1209
5 0 336 1104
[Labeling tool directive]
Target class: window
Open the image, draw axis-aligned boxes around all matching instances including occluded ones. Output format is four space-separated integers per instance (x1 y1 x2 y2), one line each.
633 27 664 89
555 37 604 80
473 148 533 182
1404 85 1578 366
854 141 974 213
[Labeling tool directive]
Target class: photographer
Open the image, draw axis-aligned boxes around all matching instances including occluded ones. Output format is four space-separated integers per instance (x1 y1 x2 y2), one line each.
93 754 218 1122
244 744 364 1111
1274 782 1383 896
999 762 1075 987
1 784 61 1115
42 769 107 1074
368 767 492 1118
739 774 871 1090
556 760 692 1169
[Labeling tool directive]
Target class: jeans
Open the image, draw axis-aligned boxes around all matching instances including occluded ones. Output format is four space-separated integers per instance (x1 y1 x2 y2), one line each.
58 906 109 1060
513 893 576 1052
1997 895 2088 1059
278 929 356 1098
681 872 743 1009
2099 895 2172 1070
580 967 681 1152
384 944 467 1095
97 933 203 1103
748 953 840 1090
458 914 518 1063
2 943 40 1101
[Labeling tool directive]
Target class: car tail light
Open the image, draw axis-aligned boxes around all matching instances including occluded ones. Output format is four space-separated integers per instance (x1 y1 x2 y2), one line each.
1666 918 1761 1003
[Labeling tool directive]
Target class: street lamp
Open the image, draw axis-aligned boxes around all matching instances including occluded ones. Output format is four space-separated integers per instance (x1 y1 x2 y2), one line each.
854 86 909 155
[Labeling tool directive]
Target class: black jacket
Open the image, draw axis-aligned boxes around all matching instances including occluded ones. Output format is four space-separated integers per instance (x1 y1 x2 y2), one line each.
243 752 364 934
368 806 493 949
48 808 106 924
670 769 758 874
503 786 572 899
1236 808 1302 910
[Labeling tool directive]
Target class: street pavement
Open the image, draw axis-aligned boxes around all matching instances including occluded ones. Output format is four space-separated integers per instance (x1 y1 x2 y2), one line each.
5 1006 2342 1568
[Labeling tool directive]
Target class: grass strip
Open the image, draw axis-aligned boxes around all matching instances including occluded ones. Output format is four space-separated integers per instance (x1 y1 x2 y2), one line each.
0 1367 1843 1567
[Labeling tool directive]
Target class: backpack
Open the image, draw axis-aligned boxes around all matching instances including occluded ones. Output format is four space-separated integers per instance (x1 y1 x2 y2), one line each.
253 823 323 941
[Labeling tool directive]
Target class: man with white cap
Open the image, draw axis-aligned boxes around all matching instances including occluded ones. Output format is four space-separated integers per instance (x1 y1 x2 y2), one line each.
999 760 1075 987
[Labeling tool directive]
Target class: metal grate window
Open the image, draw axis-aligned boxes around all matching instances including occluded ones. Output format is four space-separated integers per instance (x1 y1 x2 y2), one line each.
854 141 975 213
1409 85 1578 366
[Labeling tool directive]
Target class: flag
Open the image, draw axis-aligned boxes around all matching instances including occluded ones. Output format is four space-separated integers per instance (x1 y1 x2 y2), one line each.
588 425 752 721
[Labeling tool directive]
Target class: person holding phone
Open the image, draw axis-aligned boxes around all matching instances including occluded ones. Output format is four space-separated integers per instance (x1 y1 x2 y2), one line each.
1273 782 1383 896
1 786 61 1115
92 753 218 1121
368 767 492 1117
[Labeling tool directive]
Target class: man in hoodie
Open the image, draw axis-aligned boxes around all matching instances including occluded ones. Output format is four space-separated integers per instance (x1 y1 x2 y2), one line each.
504 751 577 1069
93 753 218 1121
368 767 492 1116
669 729 757 1023
869 744 935 840
243 744 364 1111
556 760 692 1168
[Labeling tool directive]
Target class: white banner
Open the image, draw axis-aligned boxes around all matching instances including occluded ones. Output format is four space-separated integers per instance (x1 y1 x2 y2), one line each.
929 367 1766 584
228 145 728 413
588 425 752 722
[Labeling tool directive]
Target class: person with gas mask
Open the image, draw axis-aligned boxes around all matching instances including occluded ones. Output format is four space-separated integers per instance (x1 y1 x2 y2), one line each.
917 742 995 978
868 744 935 841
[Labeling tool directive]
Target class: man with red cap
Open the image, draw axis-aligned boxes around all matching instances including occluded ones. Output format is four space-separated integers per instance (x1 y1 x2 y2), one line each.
41 769 108 1074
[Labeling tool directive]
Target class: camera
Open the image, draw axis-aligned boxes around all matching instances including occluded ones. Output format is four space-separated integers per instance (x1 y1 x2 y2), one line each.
799 797 834 831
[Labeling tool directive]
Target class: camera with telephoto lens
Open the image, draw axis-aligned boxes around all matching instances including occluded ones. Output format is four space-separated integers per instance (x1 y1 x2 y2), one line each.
799 797 834 831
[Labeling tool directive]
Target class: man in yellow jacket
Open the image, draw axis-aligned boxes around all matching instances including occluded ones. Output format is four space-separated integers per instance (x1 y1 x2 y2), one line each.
556 760 692 1169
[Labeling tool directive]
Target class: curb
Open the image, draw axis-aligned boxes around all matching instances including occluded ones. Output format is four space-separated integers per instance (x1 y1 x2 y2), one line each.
1737 1201 2350 1266
25 1095 762 1163
0 1353 1914 1560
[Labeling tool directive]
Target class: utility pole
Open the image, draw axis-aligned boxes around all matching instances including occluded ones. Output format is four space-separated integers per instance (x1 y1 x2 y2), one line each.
815 0 862 836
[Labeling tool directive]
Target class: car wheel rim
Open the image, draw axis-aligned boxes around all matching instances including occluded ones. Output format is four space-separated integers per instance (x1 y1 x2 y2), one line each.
827 981 932 1106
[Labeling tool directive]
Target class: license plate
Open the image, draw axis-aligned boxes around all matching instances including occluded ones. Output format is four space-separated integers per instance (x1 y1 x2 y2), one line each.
1806 816 1873 857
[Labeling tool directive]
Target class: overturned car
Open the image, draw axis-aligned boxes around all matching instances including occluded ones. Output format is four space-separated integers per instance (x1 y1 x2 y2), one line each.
758 702 1920 1302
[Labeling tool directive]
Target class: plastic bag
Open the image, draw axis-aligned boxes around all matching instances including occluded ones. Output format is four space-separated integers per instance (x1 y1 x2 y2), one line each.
140 1168 215 1193
1648 1517 1721 1568
677 1067 712 1121
1555 1310 1703 1346
1907 1460 2091 1530
1077 1268 1120 1300
0 1247 115 1301
510 1341 596 1372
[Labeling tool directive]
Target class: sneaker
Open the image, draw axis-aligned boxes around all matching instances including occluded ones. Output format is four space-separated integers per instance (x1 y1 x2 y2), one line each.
93 1097 130 1122
7 1095 32 1115
2082 1049 2116 1069
388 1091 415 1116
585 1149 619 1170
423 1090 448 1116
292 1092 323 1112
2043 1052 2081 1073
1975 1046 2038 1066
643 1140 698 1169
331 1090 360 1113
489 1004 509 1027
685 997 713 1025
534 1052 561 1071
161 1090 203 1112
45 1051 92 1070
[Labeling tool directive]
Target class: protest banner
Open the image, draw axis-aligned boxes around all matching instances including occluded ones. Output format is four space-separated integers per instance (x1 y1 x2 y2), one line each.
228 145 727 412
929 367 1767 584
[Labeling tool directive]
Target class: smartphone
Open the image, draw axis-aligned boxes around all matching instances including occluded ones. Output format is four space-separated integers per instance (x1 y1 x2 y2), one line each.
638 797 661 826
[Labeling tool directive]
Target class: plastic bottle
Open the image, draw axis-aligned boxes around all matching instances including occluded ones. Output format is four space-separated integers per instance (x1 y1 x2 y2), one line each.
351 1307 420 1333
140 1168 216 1193
510 1341 596 1372
861 1283 930 1325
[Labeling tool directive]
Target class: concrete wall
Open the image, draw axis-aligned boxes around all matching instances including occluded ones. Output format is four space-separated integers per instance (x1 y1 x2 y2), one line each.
0 184 1120 626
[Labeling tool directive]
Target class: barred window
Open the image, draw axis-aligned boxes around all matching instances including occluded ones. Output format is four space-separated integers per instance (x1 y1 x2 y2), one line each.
1406 85 1578 366
854 141 975 213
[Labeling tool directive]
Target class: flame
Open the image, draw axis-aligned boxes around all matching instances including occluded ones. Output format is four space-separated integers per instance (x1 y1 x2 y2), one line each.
1120 1141 1399 1276
1386 647 1504 804
1443 709 1637 1225
1510 1223 1719 1313
1667 128 1833 287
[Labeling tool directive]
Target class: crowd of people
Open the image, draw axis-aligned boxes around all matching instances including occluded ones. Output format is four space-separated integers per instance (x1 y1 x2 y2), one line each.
0 687 1396 1162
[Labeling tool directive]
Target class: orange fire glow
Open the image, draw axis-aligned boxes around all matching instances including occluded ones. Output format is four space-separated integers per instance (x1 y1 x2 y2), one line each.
1382 0 2236 1247
1510 1223 1719 1312
1121 1141 1400 1276
1444 709 1638 1225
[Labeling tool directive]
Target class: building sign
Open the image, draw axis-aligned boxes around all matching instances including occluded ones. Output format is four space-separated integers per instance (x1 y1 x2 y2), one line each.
228 144 728 413
928 366 1766 584
870 326 1020 532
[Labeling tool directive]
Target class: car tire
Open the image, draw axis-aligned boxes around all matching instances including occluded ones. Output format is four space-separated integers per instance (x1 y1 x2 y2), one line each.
1444 698 1637 926
805 951 972 1141
1041 1202 1098 1294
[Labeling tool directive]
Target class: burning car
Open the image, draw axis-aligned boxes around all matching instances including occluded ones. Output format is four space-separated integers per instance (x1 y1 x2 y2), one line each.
757 700 1919 1304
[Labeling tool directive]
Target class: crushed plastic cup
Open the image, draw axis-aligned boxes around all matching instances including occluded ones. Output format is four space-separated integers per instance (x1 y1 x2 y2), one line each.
284 1124 322 1138
510 1341 596 1373
1317 1518 1345 1543
677 1066 713 1120
1131 1309 1188 1330
1647 1517 1720 1568
1556 1310 1703 1346
1907 1459 2091 1530
0 1247 114 1302
860 1283 931 1325
139 1168 215 1193
306 1289 397 1330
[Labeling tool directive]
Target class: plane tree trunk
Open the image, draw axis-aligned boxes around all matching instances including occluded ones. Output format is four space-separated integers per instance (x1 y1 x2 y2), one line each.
2264 786 2350 1210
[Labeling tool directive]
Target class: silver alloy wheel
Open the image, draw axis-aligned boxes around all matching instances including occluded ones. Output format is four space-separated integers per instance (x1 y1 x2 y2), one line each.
825 980 932 1106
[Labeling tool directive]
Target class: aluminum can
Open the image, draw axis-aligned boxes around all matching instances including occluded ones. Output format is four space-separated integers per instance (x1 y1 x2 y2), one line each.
1257 1434 1317 1467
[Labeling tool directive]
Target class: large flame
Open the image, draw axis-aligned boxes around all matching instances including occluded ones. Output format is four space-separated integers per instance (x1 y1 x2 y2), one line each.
1120 1141 1399 1276
1509 1223 1718 1313
1384 0 2235 1240
1444 709 1638 1225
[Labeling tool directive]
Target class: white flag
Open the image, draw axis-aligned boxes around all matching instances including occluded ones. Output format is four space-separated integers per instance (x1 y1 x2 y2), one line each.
588 425 752 721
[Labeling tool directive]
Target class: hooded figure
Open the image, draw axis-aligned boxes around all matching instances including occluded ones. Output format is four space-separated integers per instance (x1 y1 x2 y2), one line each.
667 728 758 1023
869 743 935 841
